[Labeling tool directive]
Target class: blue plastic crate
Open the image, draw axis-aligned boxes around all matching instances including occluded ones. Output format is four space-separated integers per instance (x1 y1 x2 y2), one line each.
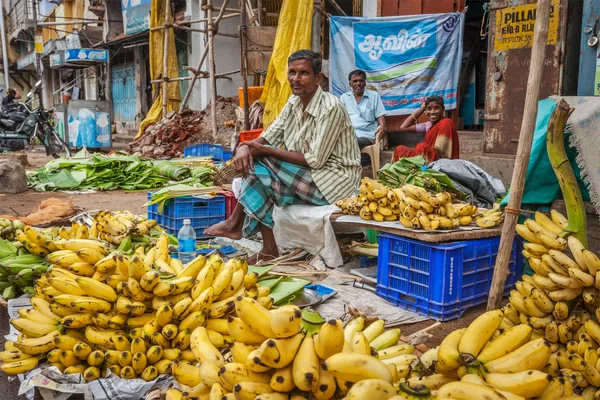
223 150 233 161
376 233 523 321
147 193 225 218
147 193 225 238
183 143 224 160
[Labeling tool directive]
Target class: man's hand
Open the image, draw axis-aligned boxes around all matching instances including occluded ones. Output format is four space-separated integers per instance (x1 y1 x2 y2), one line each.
234 144 254 176
245 140 270 157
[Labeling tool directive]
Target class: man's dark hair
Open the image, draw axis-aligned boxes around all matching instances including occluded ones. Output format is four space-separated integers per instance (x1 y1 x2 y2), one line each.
425 95 445 108
288 50 322 75
348 69 366 81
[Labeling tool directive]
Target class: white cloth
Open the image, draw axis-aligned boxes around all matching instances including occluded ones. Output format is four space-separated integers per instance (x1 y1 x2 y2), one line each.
273 204 344 268
232 178 344 267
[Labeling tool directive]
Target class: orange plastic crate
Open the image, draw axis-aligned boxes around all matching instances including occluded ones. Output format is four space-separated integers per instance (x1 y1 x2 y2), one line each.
238 86 264 107
239 128 263 143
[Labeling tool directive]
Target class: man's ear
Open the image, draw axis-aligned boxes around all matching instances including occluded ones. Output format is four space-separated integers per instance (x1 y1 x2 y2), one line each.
316 72 323 85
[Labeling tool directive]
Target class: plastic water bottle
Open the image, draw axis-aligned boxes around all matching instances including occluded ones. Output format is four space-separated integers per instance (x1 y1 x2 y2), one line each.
177 219 196 264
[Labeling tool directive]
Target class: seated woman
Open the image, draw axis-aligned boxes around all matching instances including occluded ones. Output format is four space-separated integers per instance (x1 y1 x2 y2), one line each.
392 95 459 163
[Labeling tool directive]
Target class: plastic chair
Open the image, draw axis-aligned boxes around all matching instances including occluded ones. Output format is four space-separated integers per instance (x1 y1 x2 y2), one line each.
361 137 381 178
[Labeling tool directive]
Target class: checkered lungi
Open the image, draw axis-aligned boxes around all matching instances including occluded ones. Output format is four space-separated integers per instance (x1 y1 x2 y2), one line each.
239 156 328 236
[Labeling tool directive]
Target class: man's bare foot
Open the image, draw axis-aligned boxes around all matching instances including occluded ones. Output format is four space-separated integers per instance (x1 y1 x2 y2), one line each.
204 219 243 240
247 250 279 265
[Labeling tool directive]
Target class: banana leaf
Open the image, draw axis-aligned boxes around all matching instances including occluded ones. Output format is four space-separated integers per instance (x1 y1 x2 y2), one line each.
28 154 171 192
153 161 192 180
378 156 463 197
267 277 311 305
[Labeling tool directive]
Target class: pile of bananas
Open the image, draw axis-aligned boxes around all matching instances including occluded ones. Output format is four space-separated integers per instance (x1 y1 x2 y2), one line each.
0 232 272 382
390 209 600 399
0 218 23 240
69 211 159 247
337 179 503 231
165 310 433 400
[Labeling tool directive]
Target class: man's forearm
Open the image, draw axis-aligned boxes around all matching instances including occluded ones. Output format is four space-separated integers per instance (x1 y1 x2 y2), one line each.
265 147 310 168
377 115 386 130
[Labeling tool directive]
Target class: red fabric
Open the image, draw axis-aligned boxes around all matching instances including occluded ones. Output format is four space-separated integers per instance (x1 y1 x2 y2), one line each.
393 117 459 163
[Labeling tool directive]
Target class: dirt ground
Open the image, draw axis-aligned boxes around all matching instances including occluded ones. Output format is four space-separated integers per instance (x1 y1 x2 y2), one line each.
0 149 149 217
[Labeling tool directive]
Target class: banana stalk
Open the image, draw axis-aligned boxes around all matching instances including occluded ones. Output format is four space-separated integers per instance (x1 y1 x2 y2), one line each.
546 99 586 246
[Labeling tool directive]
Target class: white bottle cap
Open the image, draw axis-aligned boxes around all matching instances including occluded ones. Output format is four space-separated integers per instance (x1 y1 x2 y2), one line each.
183 219 191 224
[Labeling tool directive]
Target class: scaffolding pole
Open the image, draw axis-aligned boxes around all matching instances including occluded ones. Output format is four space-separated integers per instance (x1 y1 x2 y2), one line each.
240 0 249 130
161 0 171 117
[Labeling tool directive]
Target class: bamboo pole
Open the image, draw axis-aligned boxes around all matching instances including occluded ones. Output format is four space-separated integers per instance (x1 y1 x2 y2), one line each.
207 0 219 140
326 0 347 16
486 0 552 311
240 0 250 131
178 0 230 113
256 0 264 25
162 0 171 117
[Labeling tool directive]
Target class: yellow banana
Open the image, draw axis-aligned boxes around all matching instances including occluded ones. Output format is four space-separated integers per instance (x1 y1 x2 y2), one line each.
292 335 320 392
70 297 112 313
483 338 552 373
0 356 41 375
75 276 118 302
484 370 552 398
189 326 224 365
60 313 94 329
458 310 504 358
344 378 399 399
314 319 345 359
86 350 105 366
254 333 304 369
270 364 295 393
435 381 506 400
437 327 466 371
322 352 392 383
234 296 275 338
477 324 533 363
10 318 57 338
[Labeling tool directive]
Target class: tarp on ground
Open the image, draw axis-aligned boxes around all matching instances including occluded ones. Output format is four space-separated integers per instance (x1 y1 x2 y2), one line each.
258 0 314 127
136 0 181 139
501 98 591 207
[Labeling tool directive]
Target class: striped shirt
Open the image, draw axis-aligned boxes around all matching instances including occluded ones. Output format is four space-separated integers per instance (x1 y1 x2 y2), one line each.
261 86 361 204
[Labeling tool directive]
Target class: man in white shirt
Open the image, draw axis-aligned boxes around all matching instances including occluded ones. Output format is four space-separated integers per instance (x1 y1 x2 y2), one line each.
339 69 387 165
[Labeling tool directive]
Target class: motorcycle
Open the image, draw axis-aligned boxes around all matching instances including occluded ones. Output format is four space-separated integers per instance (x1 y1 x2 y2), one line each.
0 81 71 158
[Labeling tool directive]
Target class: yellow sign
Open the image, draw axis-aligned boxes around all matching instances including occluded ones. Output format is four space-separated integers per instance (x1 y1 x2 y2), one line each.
35 36 43 54
494 0 560 51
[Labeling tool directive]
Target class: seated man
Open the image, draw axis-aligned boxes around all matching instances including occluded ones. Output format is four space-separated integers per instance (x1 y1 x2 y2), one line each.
206 50 361 264
339 69 386 165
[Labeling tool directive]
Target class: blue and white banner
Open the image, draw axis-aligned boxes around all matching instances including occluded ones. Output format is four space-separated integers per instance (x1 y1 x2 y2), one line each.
329 12 464 115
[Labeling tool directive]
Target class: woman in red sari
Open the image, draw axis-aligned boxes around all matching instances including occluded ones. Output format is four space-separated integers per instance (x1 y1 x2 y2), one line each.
392 95 459 163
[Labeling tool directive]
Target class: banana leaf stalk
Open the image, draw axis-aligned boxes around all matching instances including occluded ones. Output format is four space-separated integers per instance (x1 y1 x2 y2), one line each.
546 99 587 246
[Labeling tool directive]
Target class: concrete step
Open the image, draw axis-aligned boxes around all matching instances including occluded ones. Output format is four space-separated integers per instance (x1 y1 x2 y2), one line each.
458 130 484 154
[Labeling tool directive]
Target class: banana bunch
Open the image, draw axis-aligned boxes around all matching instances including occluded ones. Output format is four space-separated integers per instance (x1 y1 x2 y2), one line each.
2 229 277 383
0 218 23 240
336 196 364 216
357 178 402 222
473 204 504 228
394 184 478 231
58 211 158 247
168 308 417 400
0 231 51 299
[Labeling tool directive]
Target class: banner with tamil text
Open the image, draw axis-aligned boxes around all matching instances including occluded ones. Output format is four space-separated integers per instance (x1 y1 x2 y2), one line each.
329 12 464 115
